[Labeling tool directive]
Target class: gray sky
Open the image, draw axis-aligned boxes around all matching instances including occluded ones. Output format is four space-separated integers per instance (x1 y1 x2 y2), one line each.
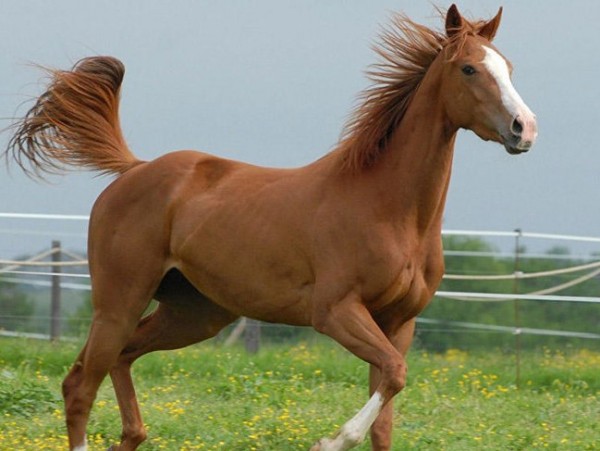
1 1 599 257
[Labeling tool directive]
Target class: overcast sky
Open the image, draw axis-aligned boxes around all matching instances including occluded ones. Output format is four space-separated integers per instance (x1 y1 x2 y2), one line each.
1 1 599 257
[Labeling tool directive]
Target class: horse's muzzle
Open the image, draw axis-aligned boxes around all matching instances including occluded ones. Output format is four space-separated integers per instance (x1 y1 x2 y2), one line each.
503 114 537 154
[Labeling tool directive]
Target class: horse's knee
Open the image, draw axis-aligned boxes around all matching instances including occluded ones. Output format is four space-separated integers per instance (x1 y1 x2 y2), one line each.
381 359 407 395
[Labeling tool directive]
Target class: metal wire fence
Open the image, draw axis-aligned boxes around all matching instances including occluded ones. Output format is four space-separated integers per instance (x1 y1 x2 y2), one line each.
1 213 599 354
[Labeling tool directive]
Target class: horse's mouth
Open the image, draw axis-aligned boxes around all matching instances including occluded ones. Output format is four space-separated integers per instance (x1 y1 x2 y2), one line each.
504 143 529 155
502 134 532 155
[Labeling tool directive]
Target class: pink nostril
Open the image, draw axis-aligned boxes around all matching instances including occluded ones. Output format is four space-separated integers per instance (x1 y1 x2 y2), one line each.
510 117 523 136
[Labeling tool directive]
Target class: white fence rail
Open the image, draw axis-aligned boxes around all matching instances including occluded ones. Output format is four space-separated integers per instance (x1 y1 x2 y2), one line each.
1 212 600 341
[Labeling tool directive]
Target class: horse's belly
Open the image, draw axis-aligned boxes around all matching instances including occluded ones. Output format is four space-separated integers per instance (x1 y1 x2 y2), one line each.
177 251 314 326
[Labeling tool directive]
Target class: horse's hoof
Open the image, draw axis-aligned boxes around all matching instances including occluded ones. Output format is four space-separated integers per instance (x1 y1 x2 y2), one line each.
310 438 335 451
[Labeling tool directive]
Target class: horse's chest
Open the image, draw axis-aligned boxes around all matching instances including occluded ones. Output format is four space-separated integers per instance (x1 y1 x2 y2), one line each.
364 250 443 318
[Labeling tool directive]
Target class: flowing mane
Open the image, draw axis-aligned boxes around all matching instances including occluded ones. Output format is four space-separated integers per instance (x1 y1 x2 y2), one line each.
339 12 486 172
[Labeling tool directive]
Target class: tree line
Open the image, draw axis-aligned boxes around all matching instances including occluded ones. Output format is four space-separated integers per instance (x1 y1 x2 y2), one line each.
421 236 600 350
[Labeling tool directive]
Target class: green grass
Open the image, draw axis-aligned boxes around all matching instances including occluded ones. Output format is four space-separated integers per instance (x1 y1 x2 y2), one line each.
0 338 599 450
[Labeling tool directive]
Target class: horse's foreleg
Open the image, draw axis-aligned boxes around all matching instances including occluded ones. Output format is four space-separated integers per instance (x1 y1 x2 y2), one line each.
109 301 237 451
369 319 416 451
310 294 407 451
368 367 394 451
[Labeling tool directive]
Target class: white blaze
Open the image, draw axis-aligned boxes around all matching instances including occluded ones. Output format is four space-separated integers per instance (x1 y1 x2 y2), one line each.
481 45 537 149
481 46 533 119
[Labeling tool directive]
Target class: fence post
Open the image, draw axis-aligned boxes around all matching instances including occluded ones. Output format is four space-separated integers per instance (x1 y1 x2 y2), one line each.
50 240 62 341
244 319 261 354
512 229 522 388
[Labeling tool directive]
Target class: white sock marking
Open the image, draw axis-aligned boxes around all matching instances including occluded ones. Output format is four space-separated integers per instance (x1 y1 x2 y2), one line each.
345 391 384 437
316 391 385 451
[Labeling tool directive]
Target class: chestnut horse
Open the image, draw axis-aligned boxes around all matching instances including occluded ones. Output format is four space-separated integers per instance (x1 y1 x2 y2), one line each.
5 5 536 451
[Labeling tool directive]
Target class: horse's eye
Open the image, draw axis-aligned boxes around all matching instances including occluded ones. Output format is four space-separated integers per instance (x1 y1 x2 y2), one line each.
462 65 476 76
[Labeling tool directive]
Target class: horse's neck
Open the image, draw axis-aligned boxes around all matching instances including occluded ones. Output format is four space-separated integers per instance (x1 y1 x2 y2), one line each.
370 79 457 235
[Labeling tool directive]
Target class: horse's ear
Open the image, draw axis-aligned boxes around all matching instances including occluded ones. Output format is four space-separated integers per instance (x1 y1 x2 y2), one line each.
478 7 503 42
445 4 464 37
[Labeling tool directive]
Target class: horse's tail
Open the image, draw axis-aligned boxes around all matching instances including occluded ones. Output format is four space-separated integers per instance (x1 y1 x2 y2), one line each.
5 56 142 178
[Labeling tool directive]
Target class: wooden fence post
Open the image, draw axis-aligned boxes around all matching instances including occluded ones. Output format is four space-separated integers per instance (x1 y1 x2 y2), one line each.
50 240 62 341
512 229 522 389
244 319 261 354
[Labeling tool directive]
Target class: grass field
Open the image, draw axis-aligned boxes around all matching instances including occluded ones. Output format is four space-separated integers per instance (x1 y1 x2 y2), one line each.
0 337 599 450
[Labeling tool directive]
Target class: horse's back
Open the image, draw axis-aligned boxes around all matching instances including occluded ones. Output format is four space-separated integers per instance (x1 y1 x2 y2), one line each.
91 149 242 213
96 149 315 324
87 150 241 270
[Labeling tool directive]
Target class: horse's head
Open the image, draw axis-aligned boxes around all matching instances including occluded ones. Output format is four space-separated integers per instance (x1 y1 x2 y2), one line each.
440 4 537 154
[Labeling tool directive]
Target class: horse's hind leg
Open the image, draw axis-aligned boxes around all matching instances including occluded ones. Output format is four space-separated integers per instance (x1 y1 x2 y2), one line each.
63 305 151 450
62 265 163 450
108 271 238 450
